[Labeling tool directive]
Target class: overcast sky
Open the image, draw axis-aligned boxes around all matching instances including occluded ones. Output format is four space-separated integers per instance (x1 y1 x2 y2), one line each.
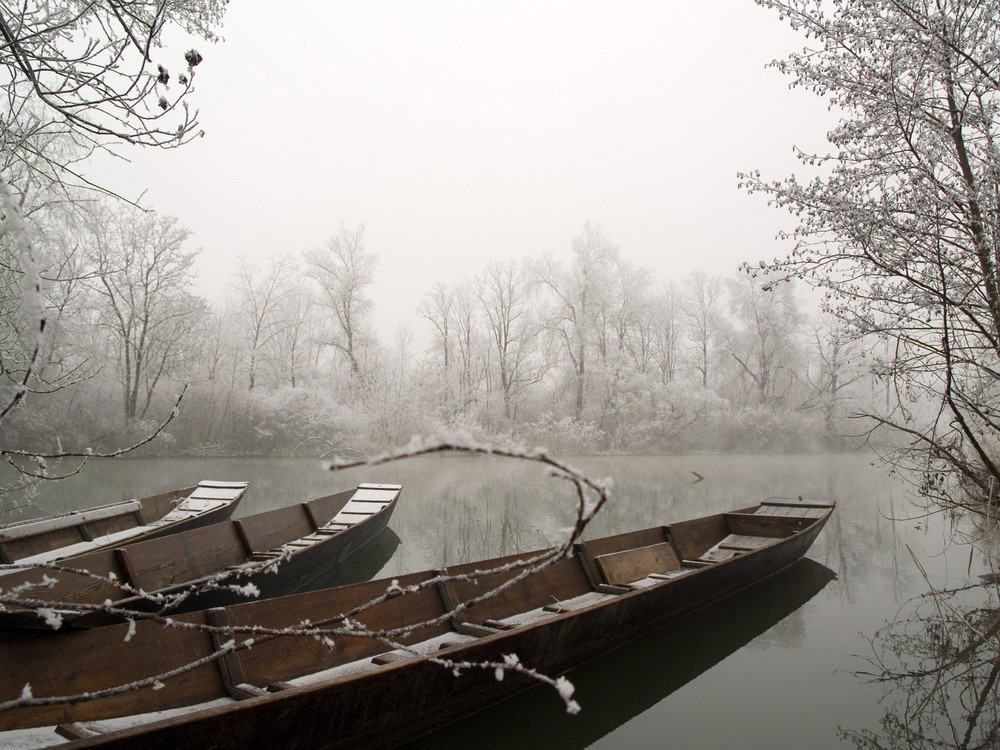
91 0 834 338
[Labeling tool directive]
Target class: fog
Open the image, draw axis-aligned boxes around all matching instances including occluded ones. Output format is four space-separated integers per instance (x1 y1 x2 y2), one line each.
89 0 834 338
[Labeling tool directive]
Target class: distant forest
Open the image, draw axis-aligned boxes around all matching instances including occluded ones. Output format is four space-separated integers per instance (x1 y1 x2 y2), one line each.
4 206 880 458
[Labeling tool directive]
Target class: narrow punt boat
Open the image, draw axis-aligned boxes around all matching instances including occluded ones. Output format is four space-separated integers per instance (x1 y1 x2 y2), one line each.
0 498 833 749
0 483 402 631
0 481 248 566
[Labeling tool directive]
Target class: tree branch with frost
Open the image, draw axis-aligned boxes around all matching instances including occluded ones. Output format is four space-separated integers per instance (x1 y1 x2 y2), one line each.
0 1 227 154
0 174 46 424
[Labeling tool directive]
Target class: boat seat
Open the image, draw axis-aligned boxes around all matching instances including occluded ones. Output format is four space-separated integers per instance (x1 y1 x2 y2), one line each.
718 533 774 551
56 722 103 740
697 548 744 563
371 651 414 665
594 541 682 586
482 619 519 631
480 589 622 628
370 632 478 666
696 533 777 563
542 591 613 614
624 566 699 589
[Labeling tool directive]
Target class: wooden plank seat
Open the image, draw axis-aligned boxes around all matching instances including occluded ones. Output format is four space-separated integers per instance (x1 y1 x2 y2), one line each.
326 484 399 527
718 533 776 551
594 541 682 587
725 511 817 541
542 590 613 614
694 528 781 565
147 483 247 527
754 499 831 519
696 548 745 563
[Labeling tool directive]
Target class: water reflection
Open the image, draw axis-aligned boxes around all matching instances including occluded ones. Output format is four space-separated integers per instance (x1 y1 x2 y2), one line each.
0 453 942 746
404 559 836 750
842 581 1000 750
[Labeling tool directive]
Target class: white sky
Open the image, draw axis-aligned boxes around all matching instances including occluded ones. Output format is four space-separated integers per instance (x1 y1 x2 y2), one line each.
90 0 834 338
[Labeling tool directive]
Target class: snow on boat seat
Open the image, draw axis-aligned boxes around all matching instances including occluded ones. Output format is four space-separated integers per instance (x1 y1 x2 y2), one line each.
152 482 248 526
753 498 831 519
576 527 684 591
328 483 400 528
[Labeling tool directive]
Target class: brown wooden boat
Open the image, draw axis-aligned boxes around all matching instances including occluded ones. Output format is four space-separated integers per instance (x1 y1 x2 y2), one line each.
0 483 401 632
0 498 833 749
0 481 248 566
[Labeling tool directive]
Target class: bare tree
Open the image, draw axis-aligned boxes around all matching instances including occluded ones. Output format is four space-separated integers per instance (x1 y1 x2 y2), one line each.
273 282 319 389
0 2 227 496
234 256 294 391
453 280 488 412
803 320 867 448
304 224 378 384
419 282 453 373
743 0 1000 512
650 282 682 384
681 271 725 389
86 203 203 420
478 259 545 422
725 275 803 406
537 222 618 420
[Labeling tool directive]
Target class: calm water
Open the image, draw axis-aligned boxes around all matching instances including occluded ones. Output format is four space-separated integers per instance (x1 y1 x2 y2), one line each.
2 453 992 748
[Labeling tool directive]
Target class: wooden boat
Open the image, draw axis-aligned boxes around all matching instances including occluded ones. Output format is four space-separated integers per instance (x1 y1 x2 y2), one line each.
0 498 833 749
418 557 836 749
0 481 248 566
0 483 402 632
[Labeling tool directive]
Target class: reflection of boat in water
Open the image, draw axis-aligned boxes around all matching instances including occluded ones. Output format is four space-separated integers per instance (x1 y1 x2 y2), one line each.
408 557 837 750
0 498 832 748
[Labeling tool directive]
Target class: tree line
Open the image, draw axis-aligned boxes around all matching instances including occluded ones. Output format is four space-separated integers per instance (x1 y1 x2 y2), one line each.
3 199 877 459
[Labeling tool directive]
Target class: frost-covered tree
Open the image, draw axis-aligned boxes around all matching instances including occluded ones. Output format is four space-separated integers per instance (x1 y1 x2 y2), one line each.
86 203 203 420
725 275 803 406
234 256 295 391
304 223 379 385
0 1 227 493
681 271 725 389
478 259 545 422
743 0 1000 512
1 0 225 195
537 222 619 420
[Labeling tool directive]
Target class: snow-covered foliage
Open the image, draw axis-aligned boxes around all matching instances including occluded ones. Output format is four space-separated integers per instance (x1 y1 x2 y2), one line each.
743 0 1000 512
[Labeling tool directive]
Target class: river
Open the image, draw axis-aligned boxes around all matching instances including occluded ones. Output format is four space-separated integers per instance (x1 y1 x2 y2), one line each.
2 452 995 748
